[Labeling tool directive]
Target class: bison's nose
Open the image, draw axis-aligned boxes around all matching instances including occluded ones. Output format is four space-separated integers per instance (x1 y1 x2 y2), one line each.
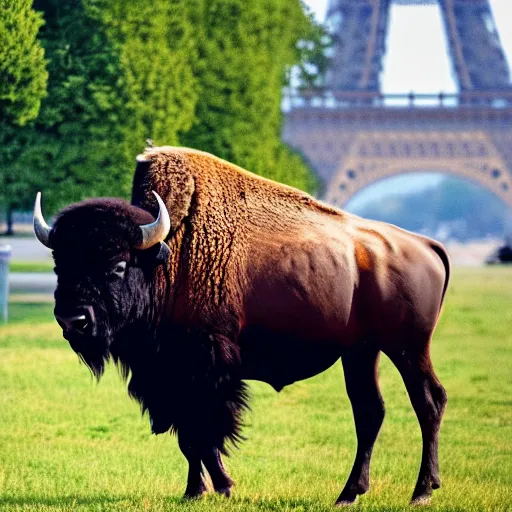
55 306 95 336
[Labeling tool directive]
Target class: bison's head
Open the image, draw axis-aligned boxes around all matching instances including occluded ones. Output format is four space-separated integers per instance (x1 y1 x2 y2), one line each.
33 192 171 376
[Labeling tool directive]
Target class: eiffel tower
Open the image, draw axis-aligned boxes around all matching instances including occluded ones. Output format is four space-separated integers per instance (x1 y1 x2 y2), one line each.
283 0 512 209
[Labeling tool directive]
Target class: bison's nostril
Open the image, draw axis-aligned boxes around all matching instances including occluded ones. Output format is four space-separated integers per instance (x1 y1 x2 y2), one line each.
55 307 94 335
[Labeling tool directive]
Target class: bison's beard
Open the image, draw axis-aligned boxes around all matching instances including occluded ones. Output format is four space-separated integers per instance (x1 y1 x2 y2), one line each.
68 333 111 380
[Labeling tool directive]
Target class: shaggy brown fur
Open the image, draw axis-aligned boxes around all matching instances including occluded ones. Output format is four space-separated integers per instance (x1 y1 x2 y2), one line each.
133 146 448 336
133 147 346 316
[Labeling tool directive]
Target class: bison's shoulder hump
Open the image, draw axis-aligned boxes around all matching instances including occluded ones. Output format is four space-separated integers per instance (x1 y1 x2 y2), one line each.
132 147 197 228
134 145 343 221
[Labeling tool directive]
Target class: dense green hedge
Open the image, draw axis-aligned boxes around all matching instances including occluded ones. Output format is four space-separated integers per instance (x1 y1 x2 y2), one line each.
0 0 319 225
181 0 316 193
0 0 47 127
0 0 48 232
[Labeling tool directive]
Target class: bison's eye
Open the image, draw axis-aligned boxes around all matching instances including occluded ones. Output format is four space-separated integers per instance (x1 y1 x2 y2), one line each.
110 261 127 279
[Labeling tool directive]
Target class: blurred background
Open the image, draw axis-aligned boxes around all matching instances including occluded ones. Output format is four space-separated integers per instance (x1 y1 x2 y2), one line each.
1 0 512 299
286 0 512 265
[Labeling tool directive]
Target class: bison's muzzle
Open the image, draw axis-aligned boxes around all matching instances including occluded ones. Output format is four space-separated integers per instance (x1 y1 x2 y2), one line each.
55 305 95 338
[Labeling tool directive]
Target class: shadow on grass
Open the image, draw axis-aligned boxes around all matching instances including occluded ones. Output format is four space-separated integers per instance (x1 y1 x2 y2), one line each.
0 493 344 511
0 493 230 509
0 492 474 512
0 495 134 508
228 495 336 511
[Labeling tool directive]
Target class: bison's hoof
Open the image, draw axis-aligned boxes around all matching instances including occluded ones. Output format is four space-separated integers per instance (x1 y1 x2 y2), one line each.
410 495 432 506
183 492 205 500
183 486 207 500
411 478 437 505
335 493 359 506
335 498 358 507
215 486 232 498
336 484 366 506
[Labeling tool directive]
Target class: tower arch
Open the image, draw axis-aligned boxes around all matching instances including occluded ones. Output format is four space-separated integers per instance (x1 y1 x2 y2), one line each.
325 130 512 208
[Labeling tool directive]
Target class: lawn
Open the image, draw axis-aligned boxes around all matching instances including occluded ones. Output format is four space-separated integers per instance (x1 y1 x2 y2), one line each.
9 260 54 273
0 268 511 511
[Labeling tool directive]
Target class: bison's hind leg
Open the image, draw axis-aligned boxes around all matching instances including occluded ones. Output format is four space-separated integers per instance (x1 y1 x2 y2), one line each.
336 343 385 506
384 335 447 505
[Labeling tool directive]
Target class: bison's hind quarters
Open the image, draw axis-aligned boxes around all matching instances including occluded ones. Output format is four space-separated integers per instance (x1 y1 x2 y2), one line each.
429 240 451 313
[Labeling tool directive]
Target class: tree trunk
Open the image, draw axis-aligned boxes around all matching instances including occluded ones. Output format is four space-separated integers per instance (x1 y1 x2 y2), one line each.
5 206 14 236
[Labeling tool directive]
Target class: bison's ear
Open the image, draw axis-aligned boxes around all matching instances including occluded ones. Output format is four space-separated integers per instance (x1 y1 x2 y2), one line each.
155 242 170 263
137 241 170 268
132 153 195 230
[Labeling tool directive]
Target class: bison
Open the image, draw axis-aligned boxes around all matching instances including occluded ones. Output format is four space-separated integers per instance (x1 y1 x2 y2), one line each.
33 146 449 505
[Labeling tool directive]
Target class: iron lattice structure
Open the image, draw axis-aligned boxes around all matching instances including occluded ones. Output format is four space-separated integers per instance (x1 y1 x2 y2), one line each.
283 0 512 208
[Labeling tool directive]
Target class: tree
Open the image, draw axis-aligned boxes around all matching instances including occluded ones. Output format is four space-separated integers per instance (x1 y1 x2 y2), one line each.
0 0 47 126
292 6 332 90
182 0 317 193
2 0 198 222
1 0 319 233
0 0 48 234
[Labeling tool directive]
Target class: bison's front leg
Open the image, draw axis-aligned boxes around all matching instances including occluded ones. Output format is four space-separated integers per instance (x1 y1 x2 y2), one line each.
178 437 234 499
202 448 234 497
178 434 208 499
174 328 248 499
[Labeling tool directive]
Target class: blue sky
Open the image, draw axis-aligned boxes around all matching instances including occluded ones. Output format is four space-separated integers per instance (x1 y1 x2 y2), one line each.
301 0 512 208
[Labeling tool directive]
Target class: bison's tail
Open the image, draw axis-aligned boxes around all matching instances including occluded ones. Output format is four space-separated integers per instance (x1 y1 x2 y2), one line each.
430 241 451 308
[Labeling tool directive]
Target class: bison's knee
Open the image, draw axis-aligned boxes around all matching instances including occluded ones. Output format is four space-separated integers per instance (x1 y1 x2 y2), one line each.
430 380 447 420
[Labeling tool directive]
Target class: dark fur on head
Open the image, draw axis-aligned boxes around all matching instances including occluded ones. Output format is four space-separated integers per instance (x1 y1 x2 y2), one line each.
51 198 164 378
50 197 248 453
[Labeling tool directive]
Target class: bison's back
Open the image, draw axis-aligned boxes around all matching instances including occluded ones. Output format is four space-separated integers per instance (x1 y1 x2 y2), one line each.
134 146 341 227
133 146 448 349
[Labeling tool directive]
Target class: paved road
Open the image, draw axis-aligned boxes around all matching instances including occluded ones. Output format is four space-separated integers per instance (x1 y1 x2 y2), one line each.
1 236 52 261
9 272 56 294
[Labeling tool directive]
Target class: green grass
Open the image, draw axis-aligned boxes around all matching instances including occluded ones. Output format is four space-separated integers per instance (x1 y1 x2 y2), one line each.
1 267 511 511
4 303 54 324
9 260 54 273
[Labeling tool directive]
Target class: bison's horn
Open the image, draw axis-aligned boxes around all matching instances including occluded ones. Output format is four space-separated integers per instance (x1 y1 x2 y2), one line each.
33 192 52 249
137 191 171 249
